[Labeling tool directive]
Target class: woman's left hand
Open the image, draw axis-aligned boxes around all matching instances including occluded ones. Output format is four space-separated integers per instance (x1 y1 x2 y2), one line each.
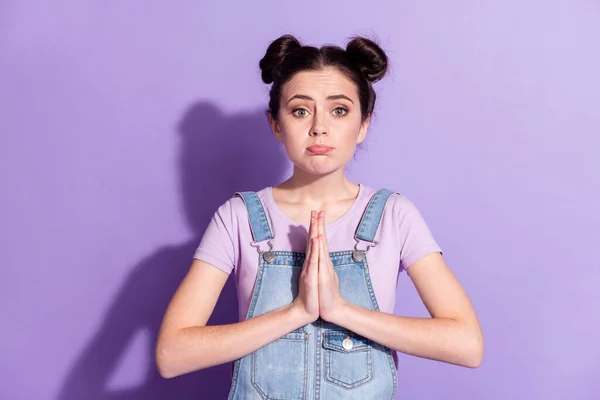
316 211 347 322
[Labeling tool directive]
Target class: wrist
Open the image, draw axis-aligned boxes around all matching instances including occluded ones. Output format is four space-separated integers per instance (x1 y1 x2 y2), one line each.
322 300 350 326
287 303 315 327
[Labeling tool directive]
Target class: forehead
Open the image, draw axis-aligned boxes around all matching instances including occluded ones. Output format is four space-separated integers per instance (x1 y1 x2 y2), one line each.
283 67 358 99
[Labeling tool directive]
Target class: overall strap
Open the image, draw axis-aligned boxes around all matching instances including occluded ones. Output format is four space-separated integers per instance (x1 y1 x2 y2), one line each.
234 192 274 243
354 188 396 244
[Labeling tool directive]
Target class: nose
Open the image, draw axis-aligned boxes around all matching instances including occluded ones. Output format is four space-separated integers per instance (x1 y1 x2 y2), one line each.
310 113 327 136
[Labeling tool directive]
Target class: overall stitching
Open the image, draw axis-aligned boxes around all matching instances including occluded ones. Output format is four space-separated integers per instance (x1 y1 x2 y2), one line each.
228 189 399 400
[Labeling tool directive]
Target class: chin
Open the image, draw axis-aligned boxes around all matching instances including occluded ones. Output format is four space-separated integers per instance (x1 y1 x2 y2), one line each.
295 160 345 176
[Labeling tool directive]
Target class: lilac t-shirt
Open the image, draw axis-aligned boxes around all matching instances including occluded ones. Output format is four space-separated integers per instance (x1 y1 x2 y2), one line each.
194 184 443 322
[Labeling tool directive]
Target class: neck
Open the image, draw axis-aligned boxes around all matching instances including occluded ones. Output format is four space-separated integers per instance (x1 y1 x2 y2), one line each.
277 166 358 204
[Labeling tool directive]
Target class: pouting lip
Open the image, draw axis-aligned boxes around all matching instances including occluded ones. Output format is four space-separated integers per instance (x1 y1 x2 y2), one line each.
307 145 334 154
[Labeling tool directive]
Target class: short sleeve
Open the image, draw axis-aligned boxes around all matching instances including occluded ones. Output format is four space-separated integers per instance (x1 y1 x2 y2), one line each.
397 195 443 271
193 200 238 274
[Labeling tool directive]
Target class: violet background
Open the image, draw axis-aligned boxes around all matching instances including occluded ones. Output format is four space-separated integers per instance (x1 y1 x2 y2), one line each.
1 1 599 399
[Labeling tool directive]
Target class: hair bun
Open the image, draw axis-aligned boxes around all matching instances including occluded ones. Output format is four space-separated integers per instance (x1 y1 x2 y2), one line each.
259 34 302 84
346 37 388 83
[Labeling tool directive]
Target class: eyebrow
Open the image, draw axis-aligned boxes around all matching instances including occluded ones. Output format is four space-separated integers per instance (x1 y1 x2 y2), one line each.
286 94 354 105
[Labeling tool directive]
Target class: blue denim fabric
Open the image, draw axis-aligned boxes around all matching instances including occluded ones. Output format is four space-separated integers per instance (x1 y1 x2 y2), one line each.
228 189 398 399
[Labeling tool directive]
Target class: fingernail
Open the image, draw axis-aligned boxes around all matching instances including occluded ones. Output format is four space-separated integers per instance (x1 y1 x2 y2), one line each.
311 211 315 218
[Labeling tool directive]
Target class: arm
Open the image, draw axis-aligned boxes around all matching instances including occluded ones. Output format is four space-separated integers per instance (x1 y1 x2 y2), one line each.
155 259 309 379
326 252 484 368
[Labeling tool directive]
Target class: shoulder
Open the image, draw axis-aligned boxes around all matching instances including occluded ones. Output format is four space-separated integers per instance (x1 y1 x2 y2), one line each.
385 191 422 217
373 188 434 230
214 187 272 221
361 186 421 217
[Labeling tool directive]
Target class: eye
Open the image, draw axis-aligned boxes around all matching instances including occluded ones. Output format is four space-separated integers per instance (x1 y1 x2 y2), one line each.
333 107 348 117
292 108 309 118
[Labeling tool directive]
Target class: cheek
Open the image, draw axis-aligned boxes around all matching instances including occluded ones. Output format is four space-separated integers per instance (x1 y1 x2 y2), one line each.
278 115 361 147
339 118 363 140
279 129 306 153
278 120 308 144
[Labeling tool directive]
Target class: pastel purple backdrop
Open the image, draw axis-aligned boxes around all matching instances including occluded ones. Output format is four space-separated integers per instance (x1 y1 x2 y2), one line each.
1 2 598 399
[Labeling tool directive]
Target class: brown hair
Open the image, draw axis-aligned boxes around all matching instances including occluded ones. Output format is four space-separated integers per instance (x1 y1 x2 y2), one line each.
259 34 388 121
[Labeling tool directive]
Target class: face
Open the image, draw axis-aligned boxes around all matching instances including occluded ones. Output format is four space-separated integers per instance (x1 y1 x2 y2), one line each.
268 67 370 176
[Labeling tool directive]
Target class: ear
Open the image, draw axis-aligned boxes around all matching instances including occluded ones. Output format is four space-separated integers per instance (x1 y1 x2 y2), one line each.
356 114 371 144
267 112 283 142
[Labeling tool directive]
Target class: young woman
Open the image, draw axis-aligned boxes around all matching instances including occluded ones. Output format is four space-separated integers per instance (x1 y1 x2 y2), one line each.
156 34 484 399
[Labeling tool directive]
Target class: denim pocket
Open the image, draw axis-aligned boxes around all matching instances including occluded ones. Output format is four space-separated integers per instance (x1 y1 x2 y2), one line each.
323 331 374 390
251 330 308 399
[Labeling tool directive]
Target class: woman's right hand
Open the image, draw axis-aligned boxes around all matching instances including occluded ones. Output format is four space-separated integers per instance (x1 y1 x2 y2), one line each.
292 210 320 324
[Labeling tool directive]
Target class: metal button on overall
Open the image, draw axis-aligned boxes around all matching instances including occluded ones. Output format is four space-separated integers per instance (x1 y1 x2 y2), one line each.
263 251 275 262
228 189 399 399
342 335 354 350
352 250 365 262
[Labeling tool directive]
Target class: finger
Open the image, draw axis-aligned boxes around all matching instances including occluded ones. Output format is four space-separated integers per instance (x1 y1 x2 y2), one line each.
306 211 316 254
318 210 324 237
309 210 318 239
320 233 333 272
308 236 319 276
319 211 329 253
318 235 329 272
303 234 311 268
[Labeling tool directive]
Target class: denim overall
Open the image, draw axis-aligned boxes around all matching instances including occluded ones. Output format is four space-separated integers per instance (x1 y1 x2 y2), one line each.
227 189 398 399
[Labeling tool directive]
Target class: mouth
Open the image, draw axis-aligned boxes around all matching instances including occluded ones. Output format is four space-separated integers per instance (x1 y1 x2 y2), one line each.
307 145 334 155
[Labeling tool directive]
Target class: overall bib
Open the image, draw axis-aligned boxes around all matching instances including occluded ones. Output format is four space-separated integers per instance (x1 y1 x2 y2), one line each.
228 189 398 399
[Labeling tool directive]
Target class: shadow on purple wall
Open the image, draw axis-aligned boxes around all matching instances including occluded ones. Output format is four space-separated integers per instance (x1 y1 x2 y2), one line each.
57 101 288 399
